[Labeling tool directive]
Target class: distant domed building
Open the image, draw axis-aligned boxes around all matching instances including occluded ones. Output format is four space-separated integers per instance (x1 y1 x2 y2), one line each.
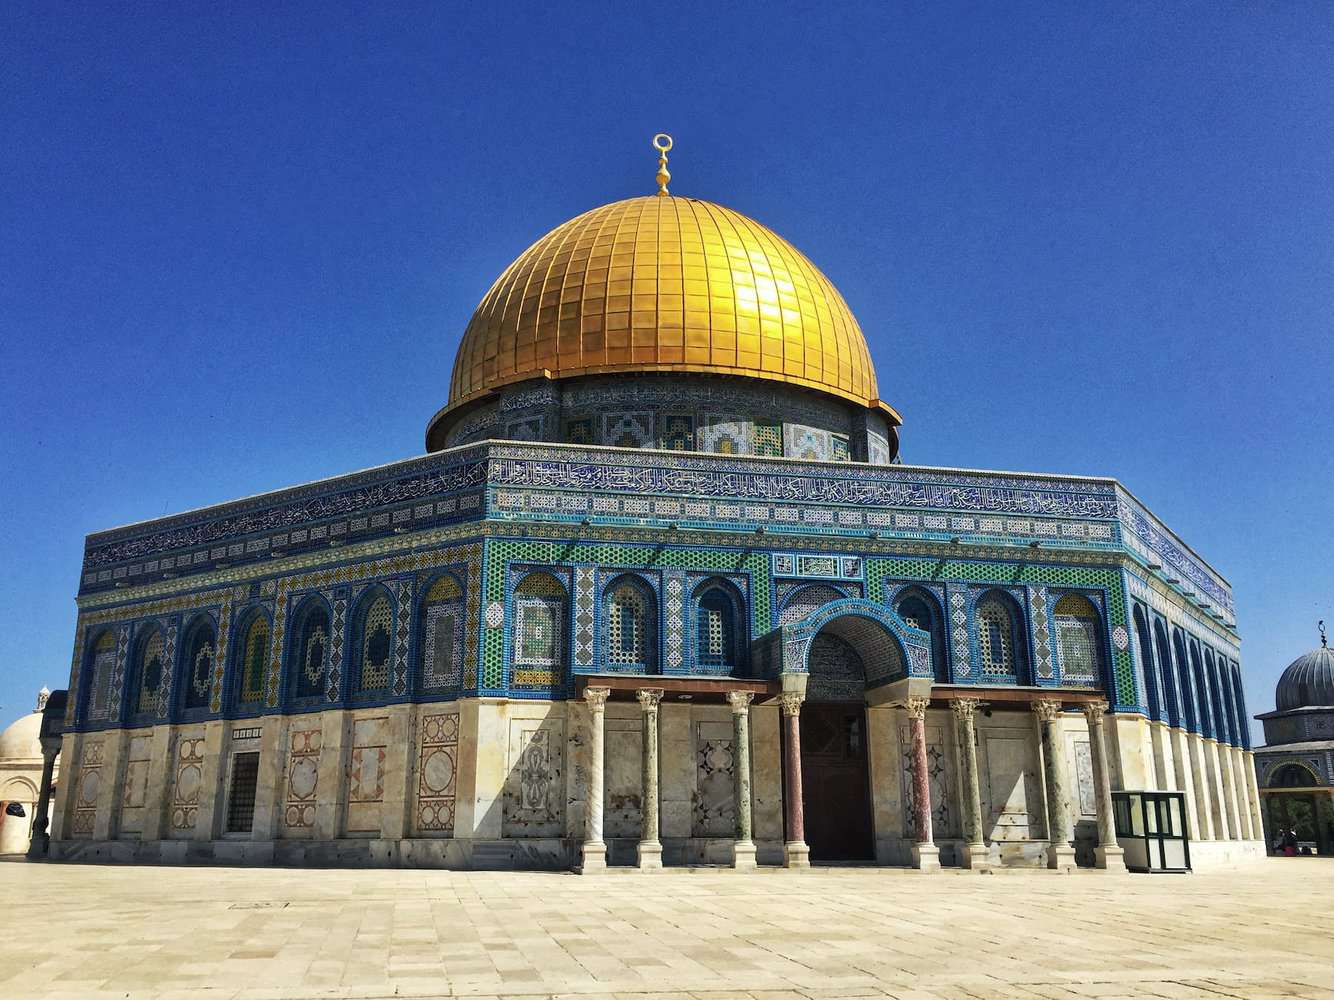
0 688 58 855
1253 624 1334 855
49 138 1263 871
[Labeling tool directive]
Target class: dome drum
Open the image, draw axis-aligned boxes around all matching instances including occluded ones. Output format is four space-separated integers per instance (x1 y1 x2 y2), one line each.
427 371 898 463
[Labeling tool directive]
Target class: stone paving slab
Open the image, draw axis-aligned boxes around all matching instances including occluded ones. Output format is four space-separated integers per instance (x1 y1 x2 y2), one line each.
0 860 1331 999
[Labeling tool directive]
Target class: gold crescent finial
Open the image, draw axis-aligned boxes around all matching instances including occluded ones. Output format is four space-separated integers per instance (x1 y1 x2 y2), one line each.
653 133 673 196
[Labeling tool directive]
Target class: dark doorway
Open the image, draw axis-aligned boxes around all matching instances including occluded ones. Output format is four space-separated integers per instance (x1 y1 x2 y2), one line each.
798 701 874 861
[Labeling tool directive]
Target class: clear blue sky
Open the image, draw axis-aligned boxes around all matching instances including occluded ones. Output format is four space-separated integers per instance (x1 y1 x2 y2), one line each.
2 4 1331 740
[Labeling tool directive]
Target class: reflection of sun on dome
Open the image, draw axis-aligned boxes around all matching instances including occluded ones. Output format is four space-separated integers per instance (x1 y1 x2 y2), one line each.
427 139 899 462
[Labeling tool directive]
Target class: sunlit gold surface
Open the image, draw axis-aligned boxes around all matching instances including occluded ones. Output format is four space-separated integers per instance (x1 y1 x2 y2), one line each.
446 195 880 416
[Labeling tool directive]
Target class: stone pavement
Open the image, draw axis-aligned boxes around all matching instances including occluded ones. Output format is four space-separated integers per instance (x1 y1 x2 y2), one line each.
0 859 1331 1000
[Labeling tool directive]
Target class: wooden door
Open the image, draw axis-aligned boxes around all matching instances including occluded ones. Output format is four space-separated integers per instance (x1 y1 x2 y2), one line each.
798 702 874 861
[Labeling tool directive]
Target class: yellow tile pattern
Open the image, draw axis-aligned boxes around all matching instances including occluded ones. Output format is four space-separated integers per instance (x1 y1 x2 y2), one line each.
448 195 877 410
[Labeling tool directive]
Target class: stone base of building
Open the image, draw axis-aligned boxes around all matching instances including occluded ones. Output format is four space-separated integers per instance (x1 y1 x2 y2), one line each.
51 835 1264 871
1186 838 1268 869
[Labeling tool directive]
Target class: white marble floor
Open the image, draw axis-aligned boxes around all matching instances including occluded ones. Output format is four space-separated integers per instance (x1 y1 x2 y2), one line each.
0 858 1331 1000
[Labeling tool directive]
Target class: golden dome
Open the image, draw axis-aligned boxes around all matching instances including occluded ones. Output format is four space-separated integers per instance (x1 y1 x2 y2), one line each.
432 195 891 445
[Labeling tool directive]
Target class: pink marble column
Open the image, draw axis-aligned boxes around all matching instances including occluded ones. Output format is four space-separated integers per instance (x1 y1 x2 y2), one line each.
904 696 940 871
779 692 809 868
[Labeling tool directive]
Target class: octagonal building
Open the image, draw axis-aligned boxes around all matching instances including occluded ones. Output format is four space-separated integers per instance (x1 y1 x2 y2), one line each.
49 146 1265 871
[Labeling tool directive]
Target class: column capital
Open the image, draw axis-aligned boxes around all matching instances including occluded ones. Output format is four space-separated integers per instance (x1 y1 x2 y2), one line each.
778 691 804 717
635 687 664 710
1080 699 1110 725
583 686 611 710
726 689 754 714
950 697 982 721
903 696 931 720
1031 698 1063 723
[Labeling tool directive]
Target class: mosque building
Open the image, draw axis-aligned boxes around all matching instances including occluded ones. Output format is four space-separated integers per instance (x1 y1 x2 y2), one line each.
1253 624 1334 855
49 137 1264 871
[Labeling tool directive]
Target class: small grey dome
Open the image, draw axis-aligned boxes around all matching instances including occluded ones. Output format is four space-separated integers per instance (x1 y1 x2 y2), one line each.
1276 645 1334 710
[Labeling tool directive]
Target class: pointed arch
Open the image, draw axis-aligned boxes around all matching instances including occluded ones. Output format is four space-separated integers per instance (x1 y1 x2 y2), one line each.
178 612 218 716
513 571 568 676
1132 604 1162 721
778 583 847 627
603 574 657 673
1171 628 1197 731
1187 638 1212 738
973 589 1030 685
81 629 119 725
893 586 947 683
1153 618 1180 727
231 607 272 712
129 623 167 722
420 571 465 693
1052 593 1105 686
350 585 395 697
287 594 332 704
691 577 746 673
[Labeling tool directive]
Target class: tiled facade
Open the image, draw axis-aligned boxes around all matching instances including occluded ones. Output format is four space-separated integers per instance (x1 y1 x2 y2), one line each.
50 438 1264 870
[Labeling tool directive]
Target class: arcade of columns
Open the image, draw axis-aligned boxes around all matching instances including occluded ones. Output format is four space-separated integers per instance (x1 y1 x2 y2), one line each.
576 686 1133 873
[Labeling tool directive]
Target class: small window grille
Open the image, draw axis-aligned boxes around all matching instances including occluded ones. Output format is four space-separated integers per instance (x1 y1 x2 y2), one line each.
606 583 650 666
240 617 269 704
977 600 1013 676
226 752 260 833
359 596 393 691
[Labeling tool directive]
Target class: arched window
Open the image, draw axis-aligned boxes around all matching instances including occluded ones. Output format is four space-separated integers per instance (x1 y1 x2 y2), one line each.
1052 593 1104 685
1205 649 1232 744
132 626 167 720
604 577 656 672
180 615 217 714
1172 629 1197 731
974 591 1029 683
352 590 394 695
779 584 846 626
420 574 464 692
693 580 744 672
514 573 568 674
290 600 331 702
1153 619 1180 726
1188 640 1212 737
83 631 118 724
894 588 947 683
1133 605 1162 721
234 612 270 710
1229 661 1250 749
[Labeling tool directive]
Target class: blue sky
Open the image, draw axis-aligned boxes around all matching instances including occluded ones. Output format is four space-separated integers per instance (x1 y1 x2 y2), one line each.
2 4 1331 740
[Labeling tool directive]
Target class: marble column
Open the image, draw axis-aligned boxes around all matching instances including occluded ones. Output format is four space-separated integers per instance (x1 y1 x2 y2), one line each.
950 697 988 870
727 690 757 870
579 686 610 873
778 692 810 868
636 688 664 870
1080 700 1126 872
904 696 940 871
1033 699 1076 871
25 743 59 859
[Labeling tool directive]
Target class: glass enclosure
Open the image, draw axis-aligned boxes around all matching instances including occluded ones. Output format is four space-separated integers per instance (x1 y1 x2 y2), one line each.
1112 790 1191 873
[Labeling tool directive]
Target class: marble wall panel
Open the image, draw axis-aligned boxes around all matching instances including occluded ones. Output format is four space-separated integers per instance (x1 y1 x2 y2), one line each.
344 715 388 836
415 710 459 836
502 717 565 837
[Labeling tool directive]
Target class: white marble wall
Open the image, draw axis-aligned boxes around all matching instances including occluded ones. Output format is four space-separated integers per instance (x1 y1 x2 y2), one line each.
46 699 1265 870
